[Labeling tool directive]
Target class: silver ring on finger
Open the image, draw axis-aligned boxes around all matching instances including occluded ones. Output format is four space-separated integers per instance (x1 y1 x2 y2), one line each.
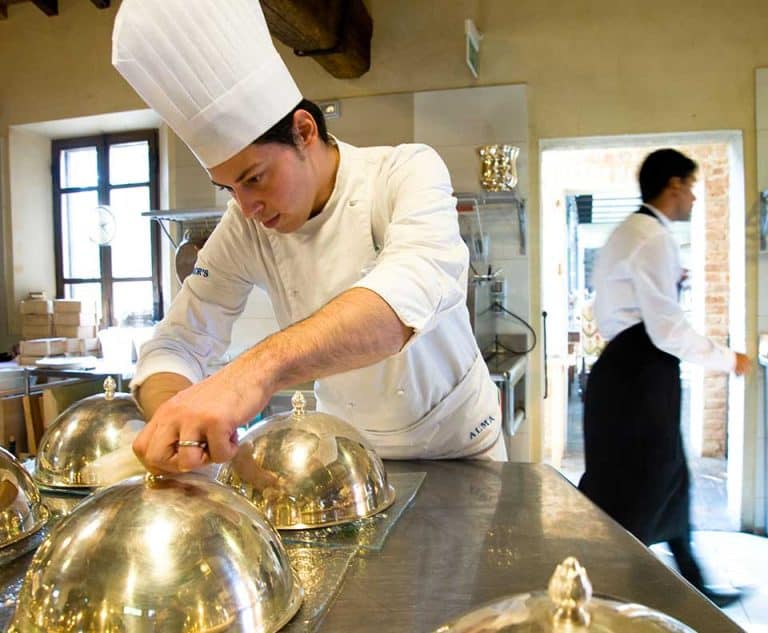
176 439 208 449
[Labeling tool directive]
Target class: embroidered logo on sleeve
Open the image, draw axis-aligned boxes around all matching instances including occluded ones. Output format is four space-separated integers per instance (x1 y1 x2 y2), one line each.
191 267 209 278
469 414 495 440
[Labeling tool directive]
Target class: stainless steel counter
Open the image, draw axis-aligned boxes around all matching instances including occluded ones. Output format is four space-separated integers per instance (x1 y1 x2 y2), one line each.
0 463 744 632
319 461 744 633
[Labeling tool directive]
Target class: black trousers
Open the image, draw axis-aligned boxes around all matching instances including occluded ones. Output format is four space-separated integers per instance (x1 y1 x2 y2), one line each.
578 322 690 546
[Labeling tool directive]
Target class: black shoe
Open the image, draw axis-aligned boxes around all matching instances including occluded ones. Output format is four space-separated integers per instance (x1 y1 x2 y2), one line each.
701 586 742 608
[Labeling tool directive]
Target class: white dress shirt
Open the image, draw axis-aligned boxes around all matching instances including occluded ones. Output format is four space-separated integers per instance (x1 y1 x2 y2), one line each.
593 203 735 373
132 140 502 458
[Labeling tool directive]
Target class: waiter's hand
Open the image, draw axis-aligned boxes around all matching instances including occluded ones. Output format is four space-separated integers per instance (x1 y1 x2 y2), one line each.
133 368 270 474
733 352 751 376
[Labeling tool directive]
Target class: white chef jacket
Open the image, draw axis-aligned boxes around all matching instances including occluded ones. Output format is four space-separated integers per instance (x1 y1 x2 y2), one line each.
133 140 503 459
592 203 735 372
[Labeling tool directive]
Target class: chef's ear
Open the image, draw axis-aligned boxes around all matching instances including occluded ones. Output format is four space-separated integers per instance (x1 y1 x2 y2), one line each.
291 109 318 149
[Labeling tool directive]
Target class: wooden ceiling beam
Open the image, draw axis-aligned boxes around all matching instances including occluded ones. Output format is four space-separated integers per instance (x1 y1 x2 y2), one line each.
262 0 372 79
0 0 107 18
30 0 57 16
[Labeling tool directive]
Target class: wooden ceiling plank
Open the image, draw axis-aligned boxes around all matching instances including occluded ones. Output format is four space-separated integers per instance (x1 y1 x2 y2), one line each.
261 0 343 50
305 0 372 79
30 0 57 16
262 0 372 79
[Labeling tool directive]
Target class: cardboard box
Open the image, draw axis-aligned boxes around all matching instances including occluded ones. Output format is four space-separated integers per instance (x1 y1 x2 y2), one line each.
54 300 97 314
16 356 44 367
22 324 53 339
53 325 97 339
19 338 67 356
65 337 100 354
53 312 97 326
19 299 52 315
0 397 28 454
22 313 53 325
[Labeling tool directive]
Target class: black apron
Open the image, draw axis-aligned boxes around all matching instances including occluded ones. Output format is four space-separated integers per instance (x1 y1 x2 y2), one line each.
578 206 689 546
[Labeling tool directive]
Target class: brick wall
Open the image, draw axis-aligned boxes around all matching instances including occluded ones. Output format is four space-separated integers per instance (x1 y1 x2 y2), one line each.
686 144 731 457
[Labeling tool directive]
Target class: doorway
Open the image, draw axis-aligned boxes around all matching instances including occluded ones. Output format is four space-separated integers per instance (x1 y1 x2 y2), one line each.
540 131 746 531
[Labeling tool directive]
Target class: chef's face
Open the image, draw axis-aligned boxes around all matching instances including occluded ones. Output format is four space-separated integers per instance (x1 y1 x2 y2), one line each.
673 174 696 222
209 115 324 233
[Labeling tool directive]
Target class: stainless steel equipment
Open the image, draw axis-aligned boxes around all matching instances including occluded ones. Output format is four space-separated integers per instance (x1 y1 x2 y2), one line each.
0 446 48 549
218 392 395 529
432 557 695 632
34 376 145 489
9 472 303 633
467 272 527 437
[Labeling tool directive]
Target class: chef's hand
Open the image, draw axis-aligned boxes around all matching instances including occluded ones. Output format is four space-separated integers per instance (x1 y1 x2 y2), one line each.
733 352 751 376
133 369 270 474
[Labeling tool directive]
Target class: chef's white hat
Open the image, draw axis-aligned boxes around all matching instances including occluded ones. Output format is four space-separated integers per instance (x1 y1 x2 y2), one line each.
112 0 302 168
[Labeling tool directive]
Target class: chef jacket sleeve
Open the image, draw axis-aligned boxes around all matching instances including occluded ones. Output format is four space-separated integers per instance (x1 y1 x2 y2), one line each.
353 144 469 346
131 208 257 389
631 232 735 373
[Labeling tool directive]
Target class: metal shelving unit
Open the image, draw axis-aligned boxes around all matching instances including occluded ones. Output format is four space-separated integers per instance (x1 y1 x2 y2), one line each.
454 189 527 255
142 208 224 249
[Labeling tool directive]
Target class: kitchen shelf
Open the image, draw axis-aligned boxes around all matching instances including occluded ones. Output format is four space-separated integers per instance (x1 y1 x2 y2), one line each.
142 208 224 249
455 189 528 255
454 189 525 207
142 208 224 222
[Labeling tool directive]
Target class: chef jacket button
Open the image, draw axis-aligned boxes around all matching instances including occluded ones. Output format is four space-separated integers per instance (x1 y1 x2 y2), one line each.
396 389 405 396
347 401 354 408
349 200 357 207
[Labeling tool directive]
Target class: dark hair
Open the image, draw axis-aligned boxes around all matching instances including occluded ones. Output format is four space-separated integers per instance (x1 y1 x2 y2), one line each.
638 149 697 202
254 98 329 147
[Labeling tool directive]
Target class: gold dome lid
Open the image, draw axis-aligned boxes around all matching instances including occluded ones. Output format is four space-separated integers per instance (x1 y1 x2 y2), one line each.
218 392 395 529
9 472 303 633
34 376 145 488
432 557 695 632
0 446 49 549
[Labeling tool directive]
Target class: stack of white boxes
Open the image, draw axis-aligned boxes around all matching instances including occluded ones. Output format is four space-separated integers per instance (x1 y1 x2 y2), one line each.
19 297 53 340
53 300 99 354
17 337 67 367
16 296 101 366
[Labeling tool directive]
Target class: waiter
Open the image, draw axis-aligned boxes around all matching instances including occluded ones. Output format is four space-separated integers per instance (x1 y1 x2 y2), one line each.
111 0 506 474
578 148 749 607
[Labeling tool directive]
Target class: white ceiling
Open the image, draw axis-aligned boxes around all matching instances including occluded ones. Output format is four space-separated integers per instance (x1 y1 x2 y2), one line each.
12 109 162 139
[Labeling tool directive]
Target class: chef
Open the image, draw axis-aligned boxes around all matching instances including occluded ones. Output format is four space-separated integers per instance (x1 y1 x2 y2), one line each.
111 0 506 474
578 148 749 607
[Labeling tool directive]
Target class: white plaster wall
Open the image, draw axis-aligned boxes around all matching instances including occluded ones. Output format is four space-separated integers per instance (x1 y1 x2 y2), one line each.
7 128 55 334
755 68 768 533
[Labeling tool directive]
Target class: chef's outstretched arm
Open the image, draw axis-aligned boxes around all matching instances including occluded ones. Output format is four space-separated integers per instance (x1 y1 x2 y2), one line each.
133 287 412 474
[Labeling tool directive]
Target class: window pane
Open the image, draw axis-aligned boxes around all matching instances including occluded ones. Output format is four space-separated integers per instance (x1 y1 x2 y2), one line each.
109 186 152 278
64 283 102 324
60 147 97 188
61 191 100 278
113 281 154 325
110 141 149 185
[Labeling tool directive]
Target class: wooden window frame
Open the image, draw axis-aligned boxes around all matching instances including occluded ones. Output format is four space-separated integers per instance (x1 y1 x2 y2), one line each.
51 129 163 325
